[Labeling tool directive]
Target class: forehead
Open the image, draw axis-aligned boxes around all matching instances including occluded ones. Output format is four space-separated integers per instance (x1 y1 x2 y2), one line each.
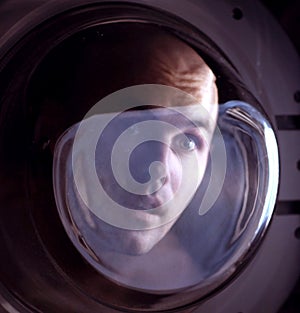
74 25 218 113
102 105 217 133
80 84 218 136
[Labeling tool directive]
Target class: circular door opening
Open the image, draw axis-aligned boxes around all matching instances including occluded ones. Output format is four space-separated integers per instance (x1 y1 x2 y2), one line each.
0 2 279 312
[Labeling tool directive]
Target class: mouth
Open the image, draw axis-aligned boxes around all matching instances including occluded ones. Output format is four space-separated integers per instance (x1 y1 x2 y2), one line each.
124 196 165 211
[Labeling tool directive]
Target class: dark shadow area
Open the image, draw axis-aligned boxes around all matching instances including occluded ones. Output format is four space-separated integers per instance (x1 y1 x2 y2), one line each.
259 2 300 312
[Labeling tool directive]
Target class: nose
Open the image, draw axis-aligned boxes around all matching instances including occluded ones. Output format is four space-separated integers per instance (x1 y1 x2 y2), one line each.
129 140 173 193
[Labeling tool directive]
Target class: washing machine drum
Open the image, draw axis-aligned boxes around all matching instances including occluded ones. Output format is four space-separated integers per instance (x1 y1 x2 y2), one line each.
0 1 297 313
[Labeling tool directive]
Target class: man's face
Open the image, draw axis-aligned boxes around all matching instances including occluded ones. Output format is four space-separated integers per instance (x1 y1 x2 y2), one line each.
70 97 218 256
52 26 219 256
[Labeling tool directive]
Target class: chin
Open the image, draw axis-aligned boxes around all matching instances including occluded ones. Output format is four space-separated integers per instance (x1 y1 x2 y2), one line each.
103 222 175 256
120 231 163 255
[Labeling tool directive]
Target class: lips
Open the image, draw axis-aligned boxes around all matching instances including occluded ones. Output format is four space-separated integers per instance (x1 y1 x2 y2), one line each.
133 196 165 211
114 194 165 211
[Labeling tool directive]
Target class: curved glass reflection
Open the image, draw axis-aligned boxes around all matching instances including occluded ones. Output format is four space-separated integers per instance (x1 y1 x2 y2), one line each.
53 95 279 293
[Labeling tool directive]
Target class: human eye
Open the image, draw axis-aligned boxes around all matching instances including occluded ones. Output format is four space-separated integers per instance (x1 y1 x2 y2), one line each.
173 131 204 153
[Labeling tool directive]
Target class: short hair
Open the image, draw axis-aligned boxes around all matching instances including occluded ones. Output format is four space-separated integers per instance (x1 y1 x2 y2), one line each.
28 22 217 148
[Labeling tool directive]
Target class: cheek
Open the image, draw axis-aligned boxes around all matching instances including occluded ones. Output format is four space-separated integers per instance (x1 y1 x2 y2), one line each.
165 147 211 194
195 146 210 182
179 147 210 191
166 151 183 192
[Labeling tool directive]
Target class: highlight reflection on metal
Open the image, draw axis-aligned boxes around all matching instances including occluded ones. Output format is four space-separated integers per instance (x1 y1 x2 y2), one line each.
219 101 279 243
53 99 279 298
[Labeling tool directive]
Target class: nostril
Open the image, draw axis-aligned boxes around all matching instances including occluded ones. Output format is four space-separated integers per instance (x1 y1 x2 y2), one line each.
149 161 167 182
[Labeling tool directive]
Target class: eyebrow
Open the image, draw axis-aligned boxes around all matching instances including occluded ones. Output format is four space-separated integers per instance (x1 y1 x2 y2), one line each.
165 111 213 131
116 107 214 131
189 118 211 129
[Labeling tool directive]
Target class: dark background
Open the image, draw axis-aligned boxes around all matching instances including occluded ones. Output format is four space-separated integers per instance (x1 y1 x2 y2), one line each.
260 0 300 312
261 0 300 54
